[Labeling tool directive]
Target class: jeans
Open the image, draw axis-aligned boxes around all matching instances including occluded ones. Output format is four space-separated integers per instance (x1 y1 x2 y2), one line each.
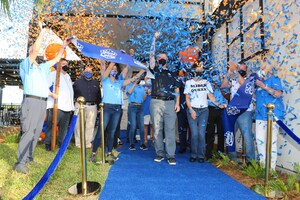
150 99 177 158
45 108 71 146
187 107 209 159
230 111 255 161
92 104 121 153
113 109 123 148
128 104 144 145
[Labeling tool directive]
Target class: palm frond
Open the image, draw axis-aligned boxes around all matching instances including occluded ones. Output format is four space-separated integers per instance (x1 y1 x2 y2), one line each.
0 0 11 17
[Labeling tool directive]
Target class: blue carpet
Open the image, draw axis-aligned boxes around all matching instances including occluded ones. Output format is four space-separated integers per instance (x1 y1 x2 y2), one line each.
99 133 265 200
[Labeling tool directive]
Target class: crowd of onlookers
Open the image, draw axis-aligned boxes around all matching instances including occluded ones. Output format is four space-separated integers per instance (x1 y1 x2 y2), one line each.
14 25 284 175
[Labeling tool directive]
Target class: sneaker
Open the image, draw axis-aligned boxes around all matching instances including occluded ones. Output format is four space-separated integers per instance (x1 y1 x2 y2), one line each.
198 158 205 163
106 153 119 161
90 153 96 163
140 144 148 150
154 156 164 162
129 144 136 151
14 164 29 174
189 157 197 162
118 138 123 145
168 158 177 165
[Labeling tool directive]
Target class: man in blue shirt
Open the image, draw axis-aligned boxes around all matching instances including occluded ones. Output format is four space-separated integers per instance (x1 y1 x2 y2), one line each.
14 22 71 174
255 63 284 169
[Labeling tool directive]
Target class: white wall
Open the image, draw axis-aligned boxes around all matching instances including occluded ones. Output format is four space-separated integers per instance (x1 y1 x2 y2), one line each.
2 86 23 105
211 0 300 171
263 0 300 171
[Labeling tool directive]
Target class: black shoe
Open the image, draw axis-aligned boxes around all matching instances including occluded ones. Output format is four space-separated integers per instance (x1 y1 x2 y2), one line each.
178 148 186 154
140 144 148 150
45 144 51 151
168 157 177 165
90 153 96 163
198 158 205 163
129 144 136 151
106 153 119 161
154 156 164 162
189 157 197 162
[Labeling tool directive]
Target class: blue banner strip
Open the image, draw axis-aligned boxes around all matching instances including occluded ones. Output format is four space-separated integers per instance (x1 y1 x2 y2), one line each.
223 76 256 152
72 40 148 70
275 119 300 144
23 115 78 200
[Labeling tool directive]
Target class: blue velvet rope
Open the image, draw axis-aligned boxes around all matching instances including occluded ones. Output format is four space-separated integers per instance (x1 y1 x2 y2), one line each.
23 114 78 200
275 118 300 144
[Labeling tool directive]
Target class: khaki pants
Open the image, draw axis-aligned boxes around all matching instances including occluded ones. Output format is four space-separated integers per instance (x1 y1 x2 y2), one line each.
74 103 97 148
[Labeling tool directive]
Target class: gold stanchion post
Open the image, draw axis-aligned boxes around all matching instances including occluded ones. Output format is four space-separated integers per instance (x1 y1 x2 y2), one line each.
265 103 275 185
78 96 87 195
68 97 101 196
250 103 280 198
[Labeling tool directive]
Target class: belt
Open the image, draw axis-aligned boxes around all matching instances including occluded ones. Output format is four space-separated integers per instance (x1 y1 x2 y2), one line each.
24 94 47 101
208 106 221 110
130 102 142 106
86 102 96 106
192 106 207 110
152 96 174 101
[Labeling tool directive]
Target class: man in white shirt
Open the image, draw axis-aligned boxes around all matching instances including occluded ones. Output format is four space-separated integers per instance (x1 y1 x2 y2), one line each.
45 58 75 151
221 61 255 162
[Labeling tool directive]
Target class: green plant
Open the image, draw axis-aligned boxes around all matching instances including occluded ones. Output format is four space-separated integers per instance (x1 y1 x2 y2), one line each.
3 128 21 143
286 174 298 192
215 152 232 168
243 159 265 180
293 162 300 194
294 162 300 176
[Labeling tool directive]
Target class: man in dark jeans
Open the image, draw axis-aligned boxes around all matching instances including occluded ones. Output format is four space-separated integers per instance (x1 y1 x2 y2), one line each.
149 31 180 165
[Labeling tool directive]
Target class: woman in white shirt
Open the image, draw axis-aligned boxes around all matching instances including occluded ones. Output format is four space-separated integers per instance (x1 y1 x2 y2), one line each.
184 64 226 163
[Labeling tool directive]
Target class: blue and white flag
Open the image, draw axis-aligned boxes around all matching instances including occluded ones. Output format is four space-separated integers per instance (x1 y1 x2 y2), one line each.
223 74 257 152
72 40 148 70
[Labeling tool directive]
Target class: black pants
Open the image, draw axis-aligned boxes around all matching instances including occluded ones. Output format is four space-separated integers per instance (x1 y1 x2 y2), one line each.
206 107 224 159
177 109 188 150
45 108 71 146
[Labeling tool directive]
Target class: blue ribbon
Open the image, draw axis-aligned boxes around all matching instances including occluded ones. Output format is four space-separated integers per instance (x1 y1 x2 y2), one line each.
223 75 256 152
275 118 300 144
72 40 148 70
23 114 78 200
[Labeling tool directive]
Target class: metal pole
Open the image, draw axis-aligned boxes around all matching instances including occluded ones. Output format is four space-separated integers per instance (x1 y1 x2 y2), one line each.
265 103 275 186
78 96 87 195
51 66 61 151
100 103 105 163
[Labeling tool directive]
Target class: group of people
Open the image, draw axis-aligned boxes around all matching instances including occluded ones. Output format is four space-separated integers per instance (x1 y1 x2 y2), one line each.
14 25 284 174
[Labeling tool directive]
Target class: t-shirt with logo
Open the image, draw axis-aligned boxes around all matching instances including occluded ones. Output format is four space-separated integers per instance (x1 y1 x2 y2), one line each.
184 79 213 108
